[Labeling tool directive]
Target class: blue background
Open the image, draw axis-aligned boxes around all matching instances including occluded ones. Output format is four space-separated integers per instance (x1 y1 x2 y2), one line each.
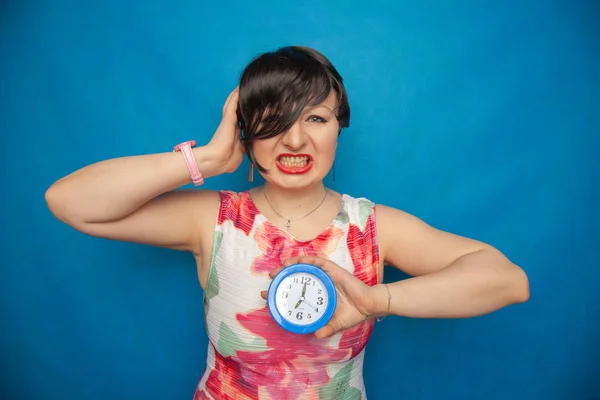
1 1 598 399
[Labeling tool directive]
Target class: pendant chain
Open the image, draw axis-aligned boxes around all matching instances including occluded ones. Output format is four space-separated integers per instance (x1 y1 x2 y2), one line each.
263 187 328 230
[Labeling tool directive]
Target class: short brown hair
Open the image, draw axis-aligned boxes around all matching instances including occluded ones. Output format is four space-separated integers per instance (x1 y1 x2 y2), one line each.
237 46 350 173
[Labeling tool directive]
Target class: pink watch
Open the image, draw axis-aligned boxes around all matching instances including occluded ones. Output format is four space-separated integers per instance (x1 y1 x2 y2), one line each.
173 140 204 186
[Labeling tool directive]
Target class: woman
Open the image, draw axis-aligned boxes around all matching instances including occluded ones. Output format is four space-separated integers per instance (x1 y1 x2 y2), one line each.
45 46 530 399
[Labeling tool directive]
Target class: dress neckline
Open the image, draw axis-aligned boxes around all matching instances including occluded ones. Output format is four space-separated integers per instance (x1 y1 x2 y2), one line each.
243 190 348 244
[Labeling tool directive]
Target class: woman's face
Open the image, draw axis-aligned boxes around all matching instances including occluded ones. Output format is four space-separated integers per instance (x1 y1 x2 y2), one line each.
252 91 340 190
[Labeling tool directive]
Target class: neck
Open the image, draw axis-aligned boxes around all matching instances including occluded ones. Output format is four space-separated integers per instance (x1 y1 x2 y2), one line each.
262 182 328 217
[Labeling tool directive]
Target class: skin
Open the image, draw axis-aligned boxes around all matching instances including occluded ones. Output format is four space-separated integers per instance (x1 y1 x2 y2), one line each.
45 87 530 340
248 90 346 243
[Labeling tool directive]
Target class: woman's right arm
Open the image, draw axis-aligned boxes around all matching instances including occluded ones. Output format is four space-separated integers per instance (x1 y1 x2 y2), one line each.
45 88 244 254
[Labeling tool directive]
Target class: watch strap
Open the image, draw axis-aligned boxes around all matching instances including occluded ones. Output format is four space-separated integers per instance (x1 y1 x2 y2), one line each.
173 140 204 186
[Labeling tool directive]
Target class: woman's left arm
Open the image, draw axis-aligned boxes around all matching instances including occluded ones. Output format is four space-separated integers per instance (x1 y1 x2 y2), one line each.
374 204 530 319
266 205 530 338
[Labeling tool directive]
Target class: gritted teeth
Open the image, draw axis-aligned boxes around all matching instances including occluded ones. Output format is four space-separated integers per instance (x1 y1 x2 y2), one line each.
278 156 311 167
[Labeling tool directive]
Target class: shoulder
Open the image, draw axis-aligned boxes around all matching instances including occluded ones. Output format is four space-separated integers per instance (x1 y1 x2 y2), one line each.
340 195 421 240
186 189 251 252
339 193 377 231
374 203 413 222
217 189 241 203
214 189 255 210
213 189 262 227
341 193 376 209
374 204 421 242
179 189 222 226
338 194 410 228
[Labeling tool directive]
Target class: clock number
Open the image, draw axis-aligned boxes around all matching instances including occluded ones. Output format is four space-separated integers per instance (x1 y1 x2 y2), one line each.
317 297 323 305
296 312 303 320
293 278 299 283
288 310 292 316
307 313 312 319
282 291 288 299
317 289 322 294
315 308 319 313
302 277 311 285
286 284 292 289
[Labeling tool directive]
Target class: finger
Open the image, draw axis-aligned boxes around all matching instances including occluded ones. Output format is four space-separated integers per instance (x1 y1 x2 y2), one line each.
315 323 336 339
274 255 344 279
222 88 240 121
316 313 349 339
285 256 346 280
282 255 326 268
224 90 239 120
260 290 267 300
222 86 239 112
268 265 285 279
222 89 235 115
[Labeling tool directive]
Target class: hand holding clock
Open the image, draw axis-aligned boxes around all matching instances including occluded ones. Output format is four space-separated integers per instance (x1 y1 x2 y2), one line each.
261 255 389 339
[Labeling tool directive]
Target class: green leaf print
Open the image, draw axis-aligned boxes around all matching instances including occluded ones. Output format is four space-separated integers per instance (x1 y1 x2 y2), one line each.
218 322 267 357
317 361 363 400
335 207 350 225
357 199 374 229
205 231 223 300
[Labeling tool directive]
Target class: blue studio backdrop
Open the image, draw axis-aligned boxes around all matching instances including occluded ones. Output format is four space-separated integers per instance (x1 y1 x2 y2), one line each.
1 1 598 399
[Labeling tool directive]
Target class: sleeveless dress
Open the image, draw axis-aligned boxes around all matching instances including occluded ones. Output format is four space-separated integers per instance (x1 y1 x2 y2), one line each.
193 190 380 400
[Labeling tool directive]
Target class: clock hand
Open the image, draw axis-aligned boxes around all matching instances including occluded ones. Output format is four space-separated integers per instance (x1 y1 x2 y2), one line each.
295 282 308 309
304 300 318 311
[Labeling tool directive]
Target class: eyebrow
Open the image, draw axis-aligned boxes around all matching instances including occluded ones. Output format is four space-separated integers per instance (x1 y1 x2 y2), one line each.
305 104 335 113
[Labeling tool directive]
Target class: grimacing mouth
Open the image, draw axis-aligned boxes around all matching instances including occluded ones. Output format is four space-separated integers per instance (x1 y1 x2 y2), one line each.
276 155 312 167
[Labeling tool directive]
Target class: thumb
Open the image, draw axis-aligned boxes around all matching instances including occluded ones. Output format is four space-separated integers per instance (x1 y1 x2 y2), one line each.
315 324 335 339
314 317 344 339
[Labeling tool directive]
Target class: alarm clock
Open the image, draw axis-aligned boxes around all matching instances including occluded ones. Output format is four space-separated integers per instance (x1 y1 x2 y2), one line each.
267 263 337 334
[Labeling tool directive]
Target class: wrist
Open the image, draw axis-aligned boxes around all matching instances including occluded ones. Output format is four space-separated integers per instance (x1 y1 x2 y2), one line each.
192 145 220 179
368 284 392 320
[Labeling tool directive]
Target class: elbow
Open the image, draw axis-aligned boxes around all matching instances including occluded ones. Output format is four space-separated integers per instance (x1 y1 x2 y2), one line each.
483 247 530 305
45 182 61 217
510 266 530 304
45 180 71 224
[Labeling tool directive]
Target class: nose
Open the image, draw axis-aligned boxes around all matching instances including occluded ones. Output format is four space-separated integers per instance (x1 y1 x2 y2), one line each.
281 121 308 151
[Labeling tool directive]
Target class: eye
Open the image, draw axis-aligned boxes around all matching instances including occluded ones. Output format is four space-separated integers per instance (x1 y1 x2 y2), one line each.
306 115 327 123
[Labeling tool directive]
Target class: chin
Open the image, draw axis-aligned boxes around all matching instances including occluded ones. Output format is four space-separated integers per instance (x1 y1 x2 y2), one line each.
265 171 325 190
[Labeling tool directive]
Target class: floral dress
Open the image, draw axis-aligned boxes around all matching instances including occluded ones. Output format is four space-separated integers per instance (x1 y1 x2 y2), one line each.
193 190 380 400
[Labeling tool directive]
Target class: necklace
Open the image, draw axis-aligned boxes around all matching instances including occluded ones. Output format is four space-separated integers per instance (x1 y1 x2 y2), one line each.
263 187 328 230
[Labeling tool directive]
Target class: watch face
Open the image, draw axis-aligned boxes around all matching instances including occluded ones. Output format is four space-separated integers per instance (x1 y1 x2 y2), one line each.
267 263 336 334
274 272 329 326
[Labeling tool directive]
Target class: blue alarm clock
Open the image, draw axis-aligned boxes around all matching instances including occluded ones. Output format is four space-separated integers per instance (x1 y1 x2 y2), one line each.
267 263 337 334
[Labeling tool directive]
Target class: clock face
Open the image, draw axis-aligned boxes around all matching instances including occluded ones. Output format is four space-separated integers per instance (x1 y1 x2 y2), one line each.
267 263 337 334
274 272 329 326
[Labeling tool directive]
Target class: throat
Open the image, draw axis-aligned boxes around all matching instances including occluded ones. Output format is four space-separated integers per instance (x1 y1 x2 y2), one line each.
262 185 329 229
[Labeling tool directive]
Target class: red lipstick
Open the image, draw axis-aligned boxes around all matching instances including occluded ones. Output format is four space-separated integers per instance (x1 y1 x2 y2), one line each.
275 153 314 174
